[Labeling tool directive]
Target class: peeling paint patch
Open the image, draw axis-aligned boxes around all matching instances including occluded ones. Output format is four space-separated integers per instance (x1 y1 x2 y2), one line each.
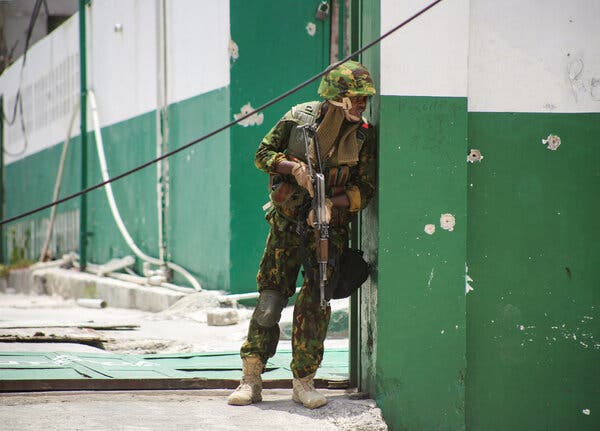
440 213 455 232
306 22 316 36
427 268 435 289
229 40 239 61
234 103 264 127
541 134 561 151
424 224 435 235
583 409 591 415
467 149 483 163
465 275 473 294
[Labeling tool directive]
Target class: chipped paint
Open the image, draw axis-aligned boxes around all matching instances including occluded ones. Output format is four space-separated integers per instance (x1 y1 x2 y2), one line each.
229 39 239 61
465 263 474 294
424 224 436 235
467 149 484 163
582 409 591 415
440 213 456 231
306 22 316 36
541 134 561 151
427 268 435 288
465 275 473 294
234 102 264 127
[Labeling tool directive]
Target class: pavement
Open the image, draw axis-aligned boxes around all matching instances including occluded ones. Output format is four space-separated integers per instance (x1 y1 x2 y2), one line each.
0 288 388 430
0 390 387 431
0 292 349 354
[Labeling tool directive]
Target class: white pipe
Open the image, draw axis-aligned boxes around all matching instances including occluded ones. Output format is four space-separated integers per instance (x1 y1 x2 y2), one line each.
107 271 192 294
76 298 107 309
39 101 80 262
156 0 169 265
87 90 201 291
223 287 302 301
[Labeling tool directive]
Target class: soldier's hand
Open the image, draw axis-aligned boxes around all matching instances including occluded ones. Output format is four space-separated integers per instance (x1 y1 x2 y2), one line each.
307 198 332 226
291 162 314 197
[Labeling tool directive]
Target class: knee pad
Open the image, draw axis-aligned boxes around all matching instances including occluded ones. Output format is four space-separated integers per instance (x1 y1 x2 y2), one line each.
254 290 288 328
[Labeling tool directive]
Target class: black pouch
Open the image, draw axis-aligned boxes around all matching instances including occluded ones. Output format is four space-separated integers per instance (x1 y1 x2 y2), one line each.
330 248 370 299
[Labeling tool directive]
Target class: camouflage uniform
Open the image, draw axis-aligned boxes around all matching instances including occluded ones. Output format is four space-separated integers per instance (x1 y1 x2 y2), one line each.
240 61 377 379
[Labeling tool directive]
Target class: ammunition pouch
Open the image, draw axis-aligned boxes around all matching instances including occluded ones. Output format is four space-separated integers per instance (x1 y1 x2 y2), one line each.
329 248 370 299
254 289 289 328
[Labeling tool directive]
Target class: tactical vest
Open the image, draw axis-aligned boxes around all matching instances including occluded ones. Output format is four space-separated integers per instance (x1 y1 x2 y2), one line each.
284 101 367 168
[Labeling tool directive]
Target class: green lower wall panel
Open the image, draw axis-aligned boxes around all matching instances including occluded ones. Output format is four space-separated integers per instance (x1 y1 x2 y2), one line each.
466 112 600 431
5 136 82 262
377 95 467 431
86 110 159 266
228 0 329 294
4 88 230 291
167 88 230 290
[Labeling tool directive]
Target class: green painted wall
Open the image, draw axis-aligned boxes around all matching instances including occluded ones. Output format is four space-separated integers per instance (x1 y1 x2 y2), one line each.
228 0 330 293
168 88 230 289
354 0 380 396
86 111 159 265
5 139 81 222
4 88 230 291
5 136 81 261
466 112 600 430
377 95 467 430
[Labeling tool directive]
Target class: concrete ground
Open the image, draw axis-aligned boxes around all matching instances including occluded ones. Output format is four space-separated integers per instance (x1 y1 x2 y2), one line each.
0 292 348 354
0 291 388 430
0 389 387 431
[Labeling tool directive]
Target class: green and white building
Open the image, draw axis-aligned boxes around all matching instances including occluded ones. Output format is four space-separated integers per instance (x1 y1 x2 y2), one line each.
1 1 598 429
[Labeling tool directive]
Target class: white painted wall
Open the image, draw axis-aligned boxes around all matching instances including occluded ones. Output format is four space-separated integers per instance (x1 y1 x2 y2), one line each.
87 0 158 128
1 0 231 164
380 0 469 97
468 0 600 113
167 0 230 104
1 14 79 164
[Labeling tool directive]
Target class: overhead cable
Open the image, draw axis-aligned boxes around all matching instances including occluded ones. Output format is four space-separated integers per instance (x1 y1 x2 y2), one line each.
0 0 444 226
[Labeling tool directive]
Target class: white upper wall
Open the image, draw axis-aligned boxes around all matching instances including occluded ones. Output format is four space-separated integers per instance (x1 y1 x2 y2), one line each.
87 0 158 128
1 0 230 164
469 0 600 113
380 0 469 97
167 0 230 104
1 14 79 164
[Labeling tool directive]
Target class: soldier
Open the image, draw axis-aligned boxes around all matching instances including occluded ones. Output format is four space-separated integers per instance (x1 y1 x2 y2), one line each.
228 60 377 409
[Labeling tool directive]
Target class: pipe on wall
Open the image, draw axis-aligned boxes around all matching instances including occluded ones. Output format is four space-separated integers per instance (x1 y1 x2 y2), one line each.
88 90 201 292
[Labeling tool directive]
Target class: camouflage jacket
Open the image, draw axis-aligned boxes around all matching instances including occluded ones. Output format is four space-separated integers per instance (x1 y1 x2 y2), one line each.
255 101 377 226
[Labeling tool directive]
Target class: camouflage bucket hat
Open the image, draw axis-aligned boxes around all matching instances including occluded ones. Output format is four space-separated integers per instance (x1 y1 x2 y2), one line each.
318 60 376 100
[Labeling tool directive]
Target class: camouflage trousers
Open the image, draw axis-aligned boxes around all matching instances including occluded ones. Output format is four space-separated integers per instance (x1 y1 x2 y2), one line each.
240 209 348 378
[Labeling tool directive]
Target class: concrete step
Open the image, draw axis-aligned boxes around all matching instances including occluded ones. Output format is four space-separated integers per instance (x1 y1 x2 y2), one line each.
8 267 185 313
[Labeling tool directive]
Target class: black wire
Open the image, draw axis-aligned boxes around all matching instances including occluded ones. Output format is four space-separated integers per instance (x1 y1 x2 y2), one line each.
0 0 444 226
2 97 29 157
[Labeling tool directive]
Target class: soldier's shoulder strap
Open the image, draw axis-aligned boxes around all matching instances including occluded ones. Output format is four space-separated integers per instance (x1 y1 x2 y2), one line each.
282 101 322 125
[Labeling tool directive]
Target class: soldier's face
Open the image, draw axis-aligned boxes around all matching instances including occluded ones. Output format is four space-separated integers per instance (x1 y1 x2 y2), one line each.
348 96 368 120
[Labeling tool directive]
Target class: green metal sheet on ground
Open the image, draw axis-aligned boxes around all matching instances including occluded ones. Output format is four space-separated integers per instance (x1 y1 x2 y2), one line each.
0 349 348 385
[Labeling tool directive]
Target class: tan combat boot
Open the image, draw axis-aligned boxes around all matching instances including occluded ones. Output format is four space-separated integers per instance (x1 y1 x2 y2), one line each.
227 356 263 405
292 372 327 409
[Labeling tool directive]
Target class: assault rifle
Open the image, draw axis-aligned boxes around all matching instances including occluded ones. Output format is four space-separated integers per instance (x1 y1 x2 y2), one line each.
298 124 329 310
